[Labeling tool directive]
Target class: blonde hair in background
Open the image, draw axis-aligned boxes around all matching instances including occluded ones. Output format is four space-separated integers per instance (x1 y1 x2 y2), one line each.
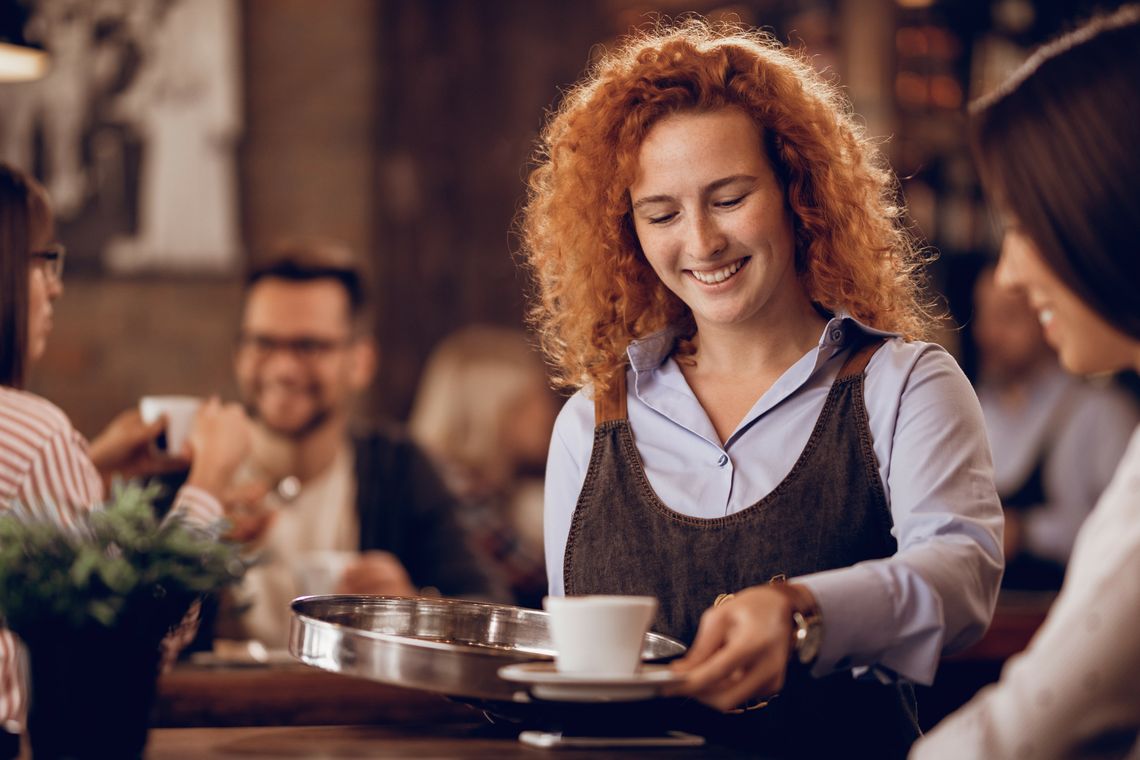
408 325 551 494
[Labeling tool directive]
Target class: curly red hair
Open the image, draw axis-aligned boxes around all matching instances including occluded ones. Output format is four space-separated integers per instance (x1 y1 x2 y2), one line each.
520 20 933 394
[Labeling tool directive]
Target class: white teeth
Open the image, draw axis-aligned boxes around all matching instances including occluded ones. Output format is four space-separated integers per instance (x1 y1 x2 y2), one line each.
1038 308 1055 327
691 259 744 285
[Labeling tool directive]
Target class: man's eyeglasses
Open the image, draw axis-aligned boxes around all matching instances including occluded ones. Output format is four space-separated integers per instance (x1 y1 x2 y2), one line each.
31 244 66 282
237 332 353 361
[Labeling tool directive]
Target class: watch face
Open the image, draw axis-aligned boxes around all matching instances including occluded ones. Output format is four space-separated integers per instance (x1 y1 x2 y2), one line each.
792 610 822 665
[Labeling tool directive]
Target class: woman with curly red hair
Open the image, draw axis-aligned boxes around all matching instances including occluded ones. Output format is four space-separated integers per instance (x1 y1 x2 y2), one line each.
521 20 1002 756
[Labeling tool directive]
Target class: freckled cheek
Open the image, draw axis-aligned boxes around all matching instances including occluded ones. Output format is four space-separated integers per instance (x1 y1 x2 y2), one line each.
638 239 678 277
736 206 788 245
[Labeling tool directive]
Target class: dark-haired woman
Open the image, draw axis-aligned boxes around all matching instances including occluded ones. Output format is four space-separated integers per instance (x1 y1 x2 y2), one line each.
913 8 1140 758
0 164 250 751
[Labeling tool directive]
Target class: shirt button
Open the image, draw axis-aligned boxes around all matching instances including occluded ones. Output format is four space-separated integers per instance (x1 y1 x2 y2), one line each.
717 453 729 467
829 327 844 343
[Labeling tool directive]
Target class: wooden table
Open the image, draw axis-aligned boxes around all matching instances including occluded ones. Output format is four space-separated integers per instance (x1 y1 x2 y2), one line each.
944 591 1053 664
156 663 475 728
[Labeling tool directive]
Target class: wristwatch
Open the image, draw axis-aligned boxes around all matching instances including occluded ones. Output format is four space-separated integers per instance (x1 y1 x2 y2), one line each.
767 578 823 667
790 606 823 666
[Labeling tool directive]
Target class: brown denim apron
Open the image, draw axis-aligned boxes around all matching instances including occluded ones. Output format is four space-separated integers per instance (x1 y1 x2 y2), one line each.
564 337 921 757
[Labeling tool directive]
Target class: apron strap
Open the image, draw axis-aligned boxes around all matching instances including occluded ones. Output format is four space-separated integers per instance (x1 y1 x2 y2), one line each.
593 370 629 424
837 336 887 381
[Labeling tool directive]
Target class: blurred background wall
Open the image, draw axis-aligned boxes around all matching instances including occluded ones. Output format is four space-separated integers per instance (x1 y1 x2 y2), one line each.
4 0 1130 437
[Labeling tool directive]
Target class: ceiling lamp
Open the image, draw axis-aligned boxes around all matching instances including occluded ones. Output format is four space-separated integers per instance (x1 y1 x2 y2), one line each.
0 3 47 82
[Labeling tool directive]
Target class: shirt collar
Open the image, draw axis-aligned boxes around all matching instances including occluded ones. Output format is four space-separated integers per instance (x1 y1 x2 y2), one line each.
627 325 685 373
626 311 900 376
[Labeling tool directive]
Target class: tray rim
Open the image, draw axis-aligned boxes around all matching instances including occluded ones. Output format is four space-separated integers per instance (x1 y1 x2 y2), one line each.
291 593 561 659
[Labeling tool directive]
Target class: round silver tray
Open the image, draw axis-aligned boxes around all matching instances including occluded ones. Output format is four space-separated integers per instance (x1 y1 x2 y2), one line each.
289 595 686 702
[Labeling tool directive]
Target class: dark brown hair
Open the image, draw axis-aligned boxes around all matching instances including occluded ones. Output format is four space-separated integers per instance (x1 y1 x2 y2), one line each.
244 238 371 326
0 165 50 388
970 6 1140 339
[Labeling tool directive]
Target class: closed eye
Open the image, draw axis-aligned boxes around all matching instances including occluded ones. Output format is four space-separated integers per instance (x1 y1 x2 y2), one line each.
713 195 746 209
646 211 678 225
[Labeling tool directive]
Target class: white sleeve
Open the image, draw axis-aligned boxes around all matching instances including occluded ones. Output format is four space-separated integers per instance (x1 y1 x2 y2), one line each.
913 431 1140 759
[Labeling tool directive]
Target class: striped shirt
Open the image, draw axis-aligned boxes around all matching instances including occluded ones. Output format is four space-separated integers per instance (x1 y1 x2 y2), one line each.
0 386 223 728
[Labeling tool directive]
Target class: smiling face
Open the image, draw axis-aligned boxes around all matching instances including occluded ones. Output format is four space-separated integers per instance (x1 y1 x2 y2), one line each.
994 228 1140 375
628 108 809 337
235 278 374 438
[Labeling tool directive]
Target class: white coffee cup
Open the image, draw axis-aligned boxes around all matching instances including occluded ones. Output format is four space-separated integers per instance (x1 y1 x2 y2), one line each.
139 395 202 455
293 550 358 597
543 595 658 676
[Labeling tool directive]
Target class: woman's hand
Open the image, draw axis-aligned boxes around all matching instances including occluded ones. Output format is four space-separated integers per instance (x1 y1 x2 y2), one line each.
89 408 189 485
666 584 812 712
184 397 252 497
219 479 276 545
336 551 417 596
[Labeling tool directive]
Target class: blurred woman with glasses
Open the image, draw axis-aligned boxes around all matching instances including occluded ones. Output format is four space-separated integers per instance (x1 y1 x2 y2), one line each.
0 162 251 754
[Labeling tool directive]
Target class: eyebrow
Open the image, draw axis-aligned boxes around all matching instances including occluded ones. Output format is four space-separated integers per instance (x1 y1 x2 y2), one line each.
631 174 758 210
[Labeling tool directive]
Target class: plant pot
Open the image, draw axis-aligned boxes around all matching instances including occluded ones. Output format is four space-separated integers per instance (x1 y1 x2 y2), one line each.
24 624 164 759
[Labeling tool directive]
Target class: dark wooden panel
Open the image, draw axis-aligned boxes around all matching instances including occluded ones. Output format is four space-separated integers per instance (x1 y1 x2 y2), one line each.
369 0 609 419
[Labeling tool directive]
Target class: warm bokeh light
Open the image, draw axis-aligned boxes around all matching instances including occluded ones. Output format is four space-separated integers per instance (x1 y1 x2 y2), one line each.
0 42 47 82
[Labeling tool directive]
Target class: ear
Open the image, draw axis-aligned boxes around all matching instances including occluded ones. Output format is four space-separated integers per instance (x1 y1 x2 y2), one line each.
348 337 378 391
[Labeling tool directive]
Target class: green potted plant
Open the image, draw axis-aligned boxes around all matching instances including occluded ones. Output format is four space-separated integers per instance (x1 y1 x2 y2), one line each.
0 482 244 759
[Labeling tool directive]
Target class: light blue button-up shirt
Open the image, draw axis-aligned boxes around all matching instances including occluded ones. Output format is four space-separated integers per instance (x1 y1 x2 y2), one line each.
544 316 1004 686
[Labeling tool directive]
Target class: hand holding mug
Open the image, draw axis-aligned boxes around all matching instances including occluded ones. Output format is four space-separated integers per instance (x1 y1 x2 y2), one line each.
89 407 190 485
184 397 252 497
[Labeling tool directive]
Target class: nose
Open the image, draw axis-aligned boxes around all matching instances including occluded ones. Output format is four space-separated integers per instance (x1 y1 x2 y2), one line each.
993 234 1022 290
46 274 63 300
258 345 308 381
687 211 727 260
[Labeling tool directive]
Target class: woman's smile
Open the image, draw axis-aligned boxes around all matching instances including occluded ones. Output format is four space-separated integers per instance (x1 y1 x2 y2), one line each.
688 256 750 286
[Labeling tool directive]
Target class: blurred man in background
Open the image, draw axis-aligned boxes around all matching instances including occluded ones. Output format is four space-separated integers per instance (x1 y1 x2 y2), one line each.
972 265 1139 589
222 240 499 647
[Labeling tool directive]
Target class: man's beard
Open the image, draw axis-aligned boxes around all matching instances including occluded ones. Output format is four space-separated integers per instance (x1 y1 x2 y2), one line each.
243 394 336 440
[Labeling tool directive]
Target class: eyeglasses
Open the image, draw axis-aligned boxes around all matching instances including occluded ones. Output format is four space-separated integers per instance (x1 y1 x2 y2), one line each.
237 332 353 361
31 244 66 282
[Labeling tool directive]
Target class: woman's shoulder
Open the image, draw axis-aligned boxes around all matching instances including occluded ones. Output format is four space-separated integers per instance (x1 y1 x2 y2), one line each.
869 333 954 366
552 386 595 430
860 335 983 424
0 386 76 443
865 335 968 388
549 385 604 459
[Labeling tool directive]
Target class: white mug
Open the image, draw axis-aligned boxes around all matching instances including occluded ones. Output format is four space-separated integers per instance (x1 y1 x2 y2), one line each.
543 595 658 676
138 395 202 455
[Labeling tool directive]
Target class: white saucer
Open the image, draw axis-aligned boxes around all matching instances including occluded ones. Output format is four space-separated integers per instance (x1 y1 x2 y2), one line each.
497 662 684 702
